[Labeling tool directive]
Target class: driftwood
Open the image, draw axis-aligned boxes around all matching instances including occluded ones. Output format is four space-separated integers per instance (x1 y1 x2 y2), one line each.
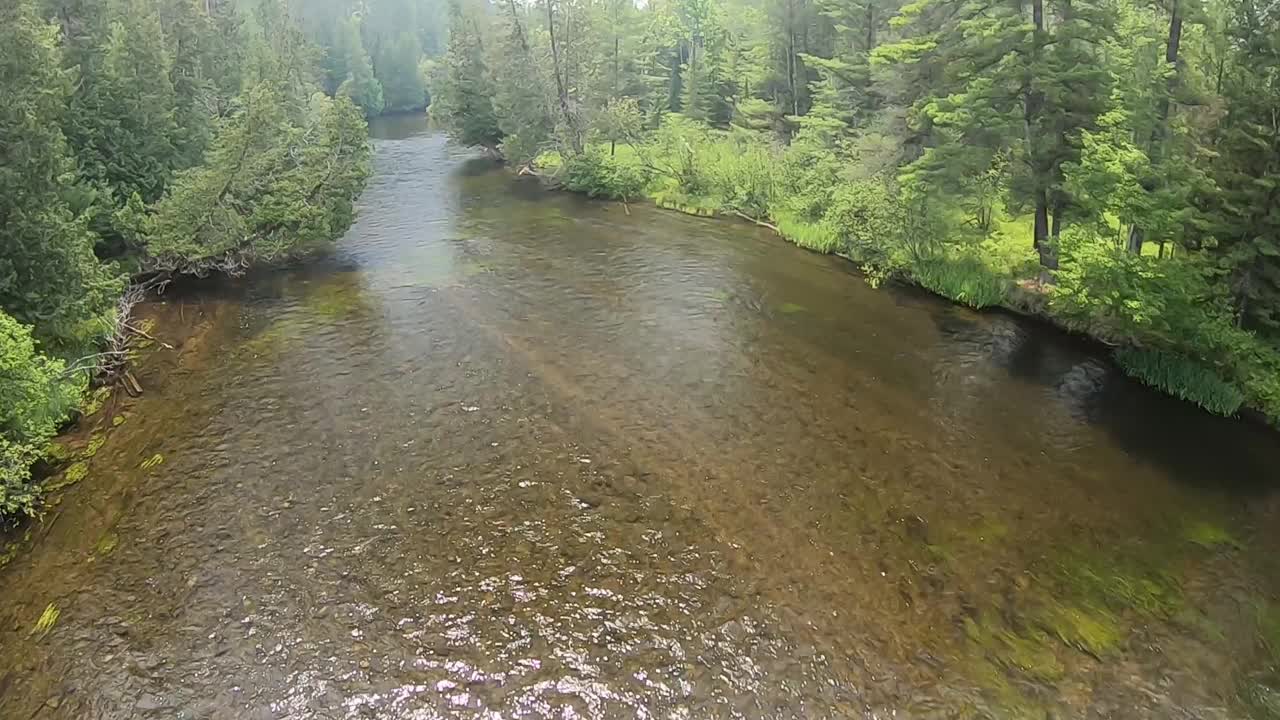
730 210 781 233
61 276 169 390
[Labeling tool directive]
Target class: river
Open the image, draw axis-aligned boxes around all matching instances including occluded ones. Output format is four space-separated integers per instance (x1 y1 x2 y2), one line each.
2 115 1278 719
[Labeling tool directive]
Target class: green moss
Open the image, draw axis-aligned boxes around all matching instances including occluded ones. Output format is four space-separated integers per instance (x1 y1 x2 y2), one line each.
304 278 367 319
1035 603 1122 658
958 517 1011 545
1051 552 1182 619
778 302 806 314
965 614 1065 682
1183 520 1241 550
967 658 1051 719
241 317 306 357
94 531 119 556
111 413 127 427
31 603 59 638
140 453 164 470
43 442 71 463
81 385 112 416
78 433 106 460
47 461 90 491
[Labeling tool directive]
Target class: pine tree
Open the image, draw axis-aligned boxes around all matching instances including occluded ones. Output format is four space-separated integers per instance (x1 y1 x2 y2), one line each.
377 31 428 112
490 0 554 163
0 0 123 357
335 15 386 117
1205 0 1280 334
432 0 502 149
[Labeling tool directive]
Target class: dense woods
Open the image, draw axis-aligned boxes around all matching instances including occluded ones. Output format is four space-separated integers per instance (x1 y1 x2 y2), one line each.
430 0 1280 423
0 0 384 519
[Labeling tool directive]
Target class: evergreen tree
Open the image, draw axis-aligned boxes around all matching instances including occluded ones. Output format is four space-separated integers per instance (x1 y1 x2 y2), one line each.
432 0 502 149
490 0 554 162
0 0 123 357
335 15 386 117
1204 0 1280 333
378 31 429 112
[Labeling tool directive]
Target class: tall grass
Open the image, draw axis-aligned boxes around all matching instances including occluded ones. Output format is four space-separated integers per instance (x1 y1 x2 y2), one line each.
773 211 840 253
1114 347 1245 415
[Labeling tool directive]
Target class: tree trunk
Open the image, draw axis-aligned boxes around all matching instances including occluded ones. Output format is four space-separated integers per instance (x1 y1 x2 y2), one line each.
865 1 875 54
1025 0 1056 272
506 0 531 53
1035 192 1058 270
544 0 581 154
1126 224 1145 254
1128 3 1183 255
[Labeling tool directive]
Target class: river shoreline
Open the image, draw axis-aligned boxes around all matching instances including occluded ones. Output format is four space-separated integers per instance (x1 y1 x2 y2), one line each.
0 293 231 565
522 163 1277 430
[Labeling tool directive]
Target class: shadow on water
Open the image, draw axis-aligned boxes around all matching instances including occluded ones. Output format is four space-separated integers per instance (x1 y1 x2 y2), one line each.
922 297 1280 497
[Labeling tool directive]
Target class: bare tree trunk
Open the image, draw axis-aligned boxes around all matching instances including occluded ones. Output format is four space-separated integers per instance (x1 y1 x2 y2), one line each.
506 0 531 53
545 0 581 153
1128 1 1183 255
865 1 875 54
1025 0 1057 272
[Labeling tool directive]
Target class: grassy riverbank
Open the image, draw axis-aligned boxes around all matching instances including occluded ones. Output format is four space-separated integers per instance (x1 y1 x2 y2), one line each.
529 129 1280 427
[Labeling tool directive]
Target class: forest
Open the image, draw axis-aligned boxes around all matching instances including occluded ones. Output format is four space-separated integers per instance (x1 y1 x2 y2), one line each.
0 0 431 519
430 0 1280 424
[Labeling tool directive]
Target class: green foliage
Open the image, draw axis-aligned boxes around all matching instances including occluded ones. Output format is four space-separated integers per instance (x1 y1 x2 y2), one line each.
146 88 371 275
0 311 83 519
334 16 386 117
0 0 125 357
561 149 651 201
68 0 180 208
1115 348 1245 416
431 0 501 149
377 31 428 112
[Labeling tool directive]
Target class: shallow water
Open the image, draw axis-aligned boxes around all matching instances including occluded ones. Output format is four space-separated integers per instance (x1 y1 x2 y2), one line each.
2 115 1279 719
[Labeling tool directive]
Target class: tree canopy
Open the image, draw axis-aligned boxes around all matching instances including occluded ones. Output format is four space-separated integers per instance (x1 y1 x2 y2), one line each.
0 0 376 520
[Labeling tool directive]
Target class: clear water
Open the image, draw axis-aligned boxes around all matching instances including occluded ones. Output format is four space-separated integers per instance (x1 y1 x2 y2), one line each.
2 115 1278 719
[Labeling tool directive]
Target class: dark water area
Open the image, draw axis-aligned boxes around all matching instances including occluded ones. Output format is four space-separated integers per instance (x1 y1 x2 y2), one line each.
2 114 1279 719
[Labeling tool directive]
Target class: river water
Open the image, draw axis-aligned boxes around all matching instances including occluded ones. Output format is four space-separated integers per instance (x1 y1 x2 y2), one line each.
2 115 1279 719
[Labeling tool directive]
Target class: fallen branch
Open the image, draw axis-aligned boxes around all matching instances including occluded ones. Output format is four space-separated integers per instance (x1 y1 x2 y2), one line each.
730 210 781 233
123 323 174 350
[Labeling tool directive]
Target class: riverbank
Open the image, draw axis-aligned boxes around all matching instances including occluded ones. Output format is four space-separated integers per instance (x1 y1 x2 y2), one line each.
0 293 230 564
528 142 1280 429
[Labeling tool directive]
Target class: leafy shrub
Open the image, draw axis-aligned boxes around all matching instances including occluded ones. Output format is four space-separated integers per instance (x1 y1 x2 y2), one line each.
699 133 777 218
775 135 843 221
0 439 43 519
1051 228 1229 345
561 149 651 201
0 311 83 520
823 179 907 269
1115 348 1245 416
644 115 710 197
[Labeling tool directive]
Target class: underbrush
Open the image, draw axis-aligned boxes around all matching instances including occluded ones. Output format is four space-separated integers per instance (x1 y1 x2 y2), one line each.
0 312 86 519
